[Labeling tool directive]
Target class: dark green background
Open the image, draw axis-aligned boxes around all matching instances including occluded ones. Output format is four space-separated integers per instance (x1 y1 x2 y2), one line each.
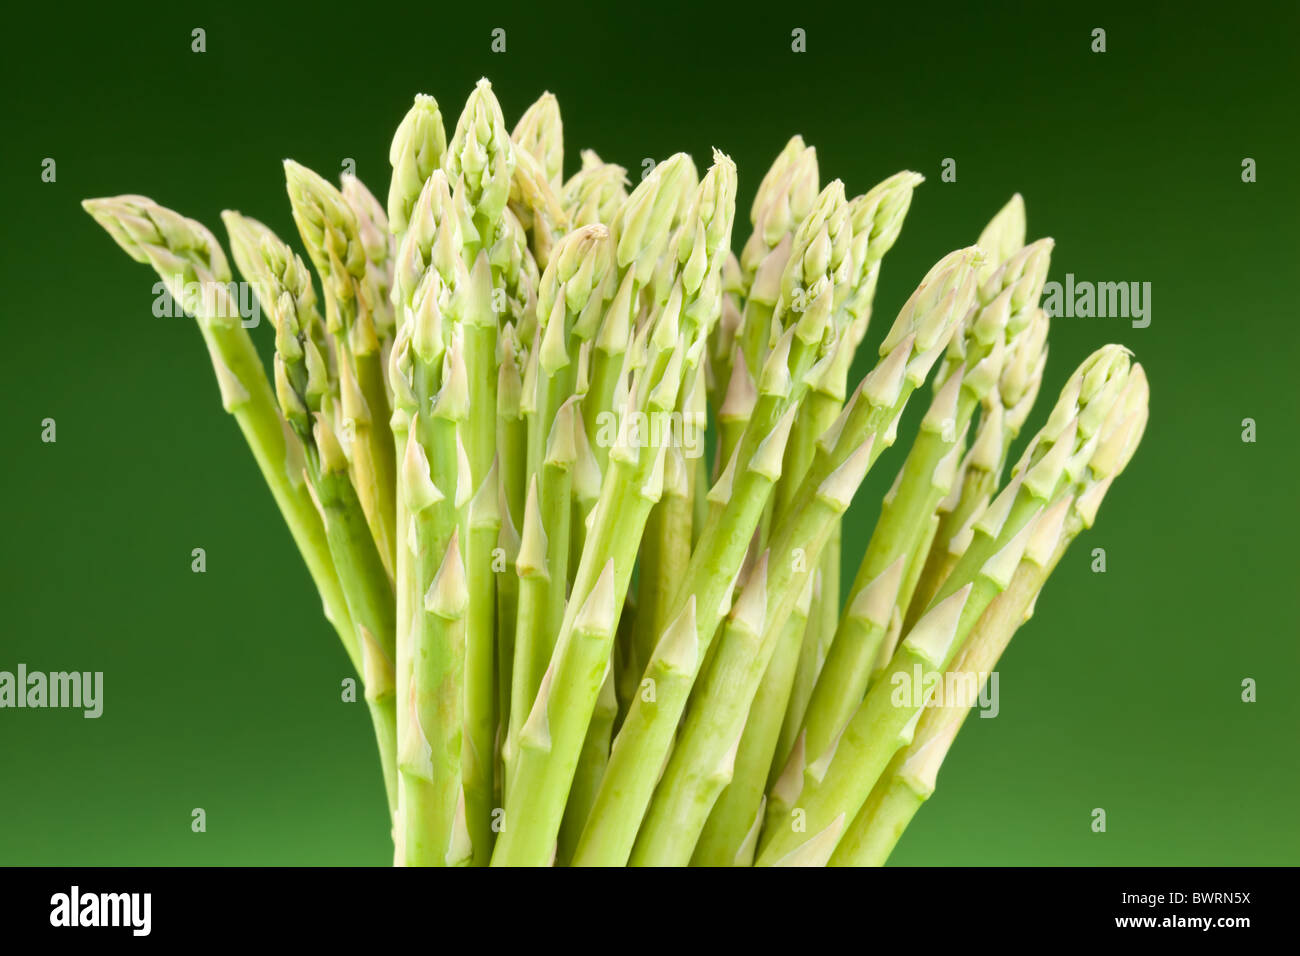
2 2 1296 865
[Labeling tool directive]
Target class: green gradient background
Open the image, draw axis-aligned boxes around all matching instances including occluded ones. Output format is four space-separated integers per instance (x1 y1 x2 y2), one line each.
2 3 1296 865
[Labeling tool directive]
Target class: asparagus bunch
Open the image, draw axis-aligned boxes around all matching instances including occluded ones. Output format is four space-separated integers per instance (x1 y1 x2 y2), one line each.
84 80 1149 866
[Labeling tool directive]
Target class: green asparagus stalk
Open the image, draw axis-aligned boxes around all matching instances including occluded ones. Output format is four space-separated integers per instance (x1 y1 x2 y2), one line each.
583 153 695 470
81 198 388 769
834 363 1148 865
495 156 736 865
576 241 980 868
443 79 519 861
767 172 924 767
491 320 692 865
907 305 1049 626
389 169 475 865
755 345 1134 865
733 136 819 384
787 236 1053 777
691 575 814 865
693 175 928 862
557 664 618 865
222 210 398 813
630 409 883 865
629 144 740 658
506 227 613 775
285 161 398 580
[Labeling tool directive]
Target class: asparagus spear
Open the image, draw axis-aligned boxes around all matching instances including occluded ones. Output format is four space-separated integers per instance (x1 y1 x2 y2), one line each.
492 154 734 865
630 411 881 865
223 210 399 812
691 576 813 865
285 161 398 579
583 153 695 468
505 228 612 776
491 316 692 865
574 236 980 864
788 236 1053 777
387 94 447 245
769 172 925 767
341 174 396 349
691 173 924 863
389 171 474 865
907 305 1049 626
834 363 1148 865
755 345 1134 865
731 136 819 391
561 151 629 229
630 157 739 669
443 79 519 862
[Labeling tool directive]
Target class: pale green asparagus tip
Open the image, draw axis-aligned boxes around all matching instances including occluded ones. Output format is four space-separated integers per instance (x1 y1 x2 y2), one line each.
1088 362 1149 481
749 135 815 226
444 78 517 223
743 136 819 270
538 223 614 324
284 160 367 318
221 211 321 350
976 193 1026 281
1018 344 1132 490
875 246 984 392
851 170 925 268
388 94 447 235
223 210 329 437
999 306 1049 436
563 160 629 228
614 152 695 272
938 236 1055 400
341 174 392 267
512 91 563 186
83 195 232 292
395 171 456 306
779 179 851 306
221 210 316 322
675 150 739 306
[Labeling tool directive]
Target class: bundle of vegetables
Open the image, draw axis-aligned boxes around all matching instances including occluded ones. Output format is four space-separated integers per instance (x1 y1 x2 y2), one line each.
83 79 1148 866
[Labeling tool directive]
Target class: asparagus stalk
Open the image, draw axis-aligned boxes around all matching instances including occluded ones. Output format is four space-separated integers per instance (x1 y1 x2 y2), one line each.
285 161 398 580
557 664 618 865
81 198 388 760
788 237 1053 776
768 173 924 768
223 210 399 812
443 79 519 861
583 153 695 470
575 241 980 869
389 170 475 865
629 145 740 663
733 136 819 385
834 363 1148 865
630 403 883 865
494 155 736 865
907 305 1049 626
691 576 813 865
491 317 691 865
755 345 1134 865
506 228 613 775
